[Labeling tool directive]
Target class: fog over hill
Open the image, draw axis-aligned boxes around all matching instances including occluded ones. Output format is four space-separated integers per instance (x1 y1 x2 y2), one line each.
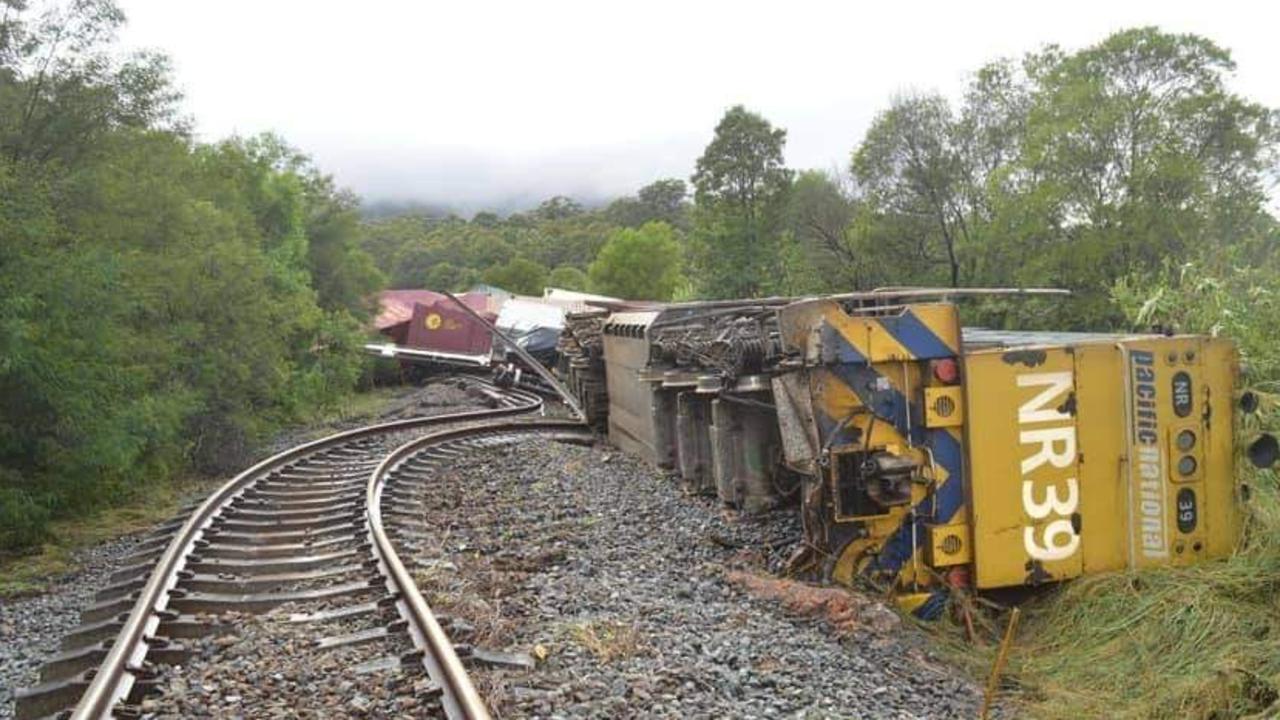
114 0 1279 217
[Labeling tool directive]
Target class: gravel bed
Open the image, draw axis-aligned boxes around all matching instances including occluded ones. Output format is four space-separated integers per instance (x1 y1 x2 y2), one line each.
0 534 147 719
410 439 983 719
145 604 431 719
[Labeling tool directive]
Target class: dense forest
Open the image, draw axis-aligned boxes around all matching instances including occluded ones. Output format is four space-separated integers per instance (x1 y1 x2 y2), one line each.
0 1 383 548
2 0 1278 554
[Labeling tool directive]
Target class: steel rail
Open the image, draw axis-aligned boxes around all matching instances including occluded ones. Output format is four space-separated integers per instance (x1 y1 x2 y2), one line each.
70 382 543 719
443 290 586 421
368 417 592 719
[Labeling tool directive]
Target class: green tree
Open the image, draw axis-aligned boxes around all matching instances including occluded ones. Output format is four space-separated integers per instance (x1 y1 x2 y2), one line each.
305 193 384 315
483 256 548 295
690 105 793 298
587 222 683 300
1010 29 1276 325
471 210 502 227
843 27 1279 329
423 261 478 291
0 0 181 165
853 93 971 287
0 0 376 549
534 195 583 221
782 170 868 292
607 178 690 229
547 265 588 291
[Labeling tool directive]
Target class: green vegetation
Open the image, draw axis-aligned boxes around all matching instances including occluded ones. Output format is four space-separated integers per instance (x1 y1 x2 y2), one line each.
362 28 1276 334
0 1 381 552
943 264 1280 719
0 474 220 597
587 222 683 301
359 185 690 298
483 256 550 296
689 106 793 299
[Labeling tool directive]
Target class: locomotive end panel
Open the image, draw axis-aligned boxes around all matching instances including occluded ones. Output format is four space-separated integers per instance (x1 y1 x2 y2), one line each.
964 335 1241 589
775 298 967 593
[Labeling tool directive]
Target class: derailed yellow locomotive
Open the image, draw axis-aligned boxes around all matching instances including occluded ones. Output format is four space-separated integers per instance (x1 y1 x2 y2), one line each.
557 289 1265 615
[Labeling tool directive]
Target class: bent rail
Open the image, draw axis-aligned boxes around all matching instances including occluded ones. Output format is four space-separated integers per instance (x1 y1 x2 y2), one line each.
368 418 592 719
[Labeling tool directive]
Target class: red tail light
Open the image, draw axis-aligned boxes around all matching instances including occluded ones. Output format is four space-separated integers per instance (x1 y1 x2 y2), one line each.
932 358 960 384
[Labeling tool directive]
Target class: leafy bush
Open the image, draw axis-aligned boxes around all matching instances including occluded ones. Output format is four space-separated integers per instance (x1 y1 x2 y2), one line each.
587 222 683 300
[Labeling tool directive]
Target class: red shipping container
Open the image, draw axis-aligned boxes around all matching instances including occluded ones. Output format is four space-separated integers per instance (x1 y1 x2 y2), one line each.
405 294 496 358
375 289 442 345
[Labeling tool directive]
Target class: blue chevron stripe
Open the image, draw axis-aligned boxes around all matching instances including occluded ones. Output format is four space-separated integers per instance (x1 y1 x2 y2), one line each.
814 405 861 448
821 328 925 443
878 310 955 360
819 321 867 364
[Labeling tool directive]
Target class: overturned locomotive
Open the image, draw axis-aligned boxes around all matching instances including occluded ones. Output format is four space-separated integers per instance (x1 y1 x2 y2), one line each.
556 289 1259 614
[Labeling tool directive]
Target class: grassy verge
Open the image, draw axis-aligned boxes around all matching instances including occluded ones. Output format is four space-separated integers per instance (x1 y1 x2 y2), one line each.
944 471 1280 719
294 385 408 441
0 474 221 598
0 385 413 599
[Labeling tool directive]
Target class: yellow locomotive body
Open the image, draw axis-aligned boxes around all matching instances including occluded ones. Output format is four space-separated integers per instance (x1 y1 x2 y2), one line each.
773 297 1241 610
565 291 1248 612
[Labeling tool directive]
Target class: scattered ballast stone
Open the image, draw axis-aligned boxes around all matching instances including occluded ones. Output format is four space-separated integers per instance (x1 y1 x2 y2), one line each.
410 439 984 719
0 535 144 720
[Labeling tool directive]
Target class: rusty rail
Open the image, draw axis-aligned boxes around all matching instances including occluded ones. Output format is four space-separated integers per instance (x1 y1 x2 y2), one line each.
69 382 542 720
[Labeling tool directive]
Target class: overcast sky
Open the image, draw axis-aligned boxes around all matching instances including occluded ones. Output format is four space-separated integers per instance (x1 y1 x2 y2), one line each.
115 0 1278 214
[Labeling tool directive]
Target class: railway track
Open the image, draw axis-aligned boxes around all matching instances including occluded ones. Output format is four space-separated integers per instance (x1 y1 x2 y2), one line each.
14 378 589 720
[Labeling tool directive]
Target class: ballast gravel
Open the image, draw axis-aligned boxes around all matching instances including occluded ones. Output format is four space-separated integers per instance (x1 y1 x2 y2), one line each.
411 439 983 719
2 380 986 719
145 604 431 719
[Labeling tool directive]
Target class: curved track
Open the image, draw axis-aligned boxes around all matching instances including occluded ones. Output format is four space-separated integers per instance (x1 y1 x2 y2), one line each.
14 379 586 720
370 418 594 718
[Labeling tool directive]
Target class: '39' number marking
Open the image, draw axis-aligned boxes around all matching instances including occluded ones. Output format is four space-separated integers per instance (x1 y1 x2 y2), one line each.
1017 372 1081 562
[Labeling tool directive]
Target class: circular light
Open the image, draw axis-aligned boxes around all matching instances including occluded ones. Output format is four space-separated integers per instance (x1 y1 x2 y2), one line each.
1178 455 1198 476
1176 430 1196 451
933 358 960 384
1249 434 1280 469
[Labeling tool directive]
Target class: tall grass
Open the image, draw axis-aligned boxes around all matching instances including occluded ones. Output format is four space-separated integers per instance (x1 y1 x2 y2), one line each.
991 470 1280 718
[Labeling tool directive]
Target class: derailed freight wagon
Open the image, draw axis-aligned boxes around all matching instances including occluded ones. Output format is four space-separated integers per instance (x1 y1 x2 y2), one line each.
560 290 1270 615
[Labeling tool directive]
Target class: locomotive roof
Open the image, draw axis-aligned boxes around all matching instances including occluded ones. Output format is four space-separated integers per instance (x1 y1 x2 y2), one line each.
961 328 1159 348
